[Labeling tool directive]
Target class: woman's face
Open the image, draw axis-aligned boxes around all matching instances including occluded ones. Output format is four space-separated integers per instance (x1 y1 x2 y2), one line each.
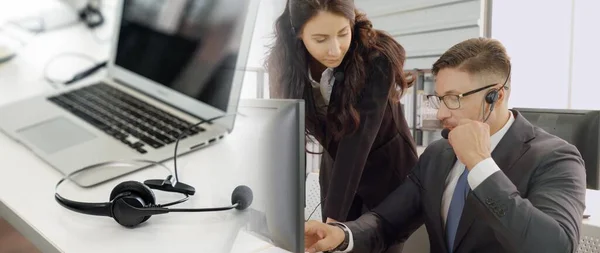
300 11 352 69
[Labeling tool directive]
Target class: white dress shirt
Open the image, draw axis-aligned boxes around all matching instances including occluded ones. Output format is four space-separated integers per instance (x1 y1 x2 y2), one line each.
338 111 515 252
308 67 335 104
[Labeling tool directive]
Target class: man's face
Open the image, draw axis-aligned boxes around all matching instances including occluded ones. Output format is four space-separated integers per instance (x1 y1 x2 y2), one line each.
434 68 490 130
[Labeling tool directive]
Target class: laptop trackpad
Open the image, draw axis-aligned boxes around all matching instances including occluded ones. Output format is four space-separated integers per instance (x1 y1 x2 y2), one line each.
17 117 96 154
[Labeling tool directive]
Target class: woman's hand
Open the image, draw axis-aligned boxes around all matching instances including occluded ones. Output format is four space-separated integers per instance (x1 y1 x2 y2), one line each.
304 220 345 253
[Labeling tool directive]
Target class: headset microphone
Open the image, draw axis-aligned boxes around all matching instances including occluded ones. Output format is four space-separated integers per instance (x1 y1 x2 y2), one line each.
441 128 450 139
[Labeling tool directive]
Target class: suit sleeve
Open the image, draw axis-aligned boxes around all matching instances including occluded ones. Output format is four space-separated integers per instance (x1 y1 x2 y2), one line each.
342 151 427 253
322 57 394 221
472 142 586 253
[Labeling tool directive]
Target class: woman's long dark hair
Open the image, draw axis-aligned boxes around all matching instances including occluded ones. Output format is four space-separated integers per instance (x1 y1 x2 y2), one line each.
265 0 412 142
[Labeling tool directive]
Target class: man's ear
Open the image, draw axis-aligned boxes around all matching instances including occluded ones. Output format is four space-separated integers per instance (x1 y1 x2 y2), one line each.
496 85 508 106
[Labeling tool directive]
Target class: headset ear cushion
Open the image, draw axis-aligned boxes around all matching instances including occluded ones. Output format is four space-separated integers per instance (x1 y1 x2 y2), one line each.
486 90 499 104
110 181 156 206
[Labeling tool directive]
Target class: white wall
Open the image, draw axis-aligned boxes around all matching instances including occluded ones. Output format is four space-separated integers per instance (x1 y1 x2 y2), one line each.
355 0 488 69
239 0 285 100
491 0 600 110
246 0 285 69
570 0 600 110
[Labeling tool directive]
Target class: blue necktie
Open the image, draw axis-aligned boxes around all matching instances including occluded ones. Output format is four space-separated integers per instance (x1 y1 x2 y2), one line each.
446 168 470 253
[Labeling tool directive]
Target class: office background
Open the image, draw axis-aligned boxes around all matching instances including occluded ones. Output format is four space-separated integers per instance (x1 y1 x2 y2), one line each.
237 0 600 172
242 0 600 109
1 0 600 252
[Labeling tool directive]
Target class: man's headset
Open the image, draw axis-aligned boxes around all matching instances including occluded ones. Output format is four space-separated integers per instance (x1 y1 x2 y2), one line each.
54 114 254 228
441 64 511 139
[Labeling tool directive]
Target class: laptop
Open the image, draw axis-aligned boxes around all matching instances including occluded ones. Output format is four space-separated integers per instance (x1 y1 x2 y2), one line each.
0 0 260 187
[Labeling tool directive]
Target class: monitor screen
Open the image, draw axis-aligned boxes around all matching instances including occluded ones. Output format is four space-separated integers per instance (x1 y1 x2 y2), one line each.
515 108 600 189
114 0 249 112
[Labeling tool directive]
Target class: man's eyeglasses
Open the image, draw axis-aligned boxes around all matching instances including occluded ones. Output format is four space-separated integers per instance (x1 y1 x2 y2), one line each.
426 84 501 110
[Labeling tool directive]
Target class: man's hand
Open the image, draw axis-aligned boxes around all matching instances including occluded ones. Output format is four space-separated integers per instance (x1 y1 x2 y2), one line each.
326 217 338 223
448 119 492 170
304 220 345 253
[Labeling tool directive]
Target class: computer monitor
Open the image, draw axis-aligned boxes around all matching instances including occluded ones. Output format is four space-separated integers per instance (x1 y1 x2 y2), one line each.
215 98 305 252
514 108 600 189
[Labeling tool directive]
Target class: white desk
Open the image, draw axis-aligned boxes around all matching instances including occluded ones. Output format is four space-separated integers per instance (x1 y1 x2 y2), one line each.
0 108 293 253
0 2 292 253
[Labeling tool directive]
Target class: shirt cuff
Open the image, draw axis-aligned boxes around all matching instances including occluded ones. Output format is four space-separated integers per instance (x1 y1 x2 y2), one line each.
467 158 500 190
335 222 354 252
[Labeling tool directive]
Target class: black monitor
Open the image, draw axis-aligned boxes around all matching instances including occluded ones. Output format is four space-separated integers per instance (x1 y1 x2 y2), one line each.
514 108 600 189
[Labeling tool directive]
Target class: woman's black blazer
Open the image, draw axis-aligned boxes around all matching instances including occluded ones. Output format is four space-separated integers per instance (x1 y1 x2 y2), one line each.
310 55 419 222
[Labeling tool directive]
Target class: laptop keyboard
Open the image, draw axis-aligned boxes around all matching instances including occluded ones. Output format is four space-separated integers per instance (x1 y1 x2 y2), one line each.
47 82 205 154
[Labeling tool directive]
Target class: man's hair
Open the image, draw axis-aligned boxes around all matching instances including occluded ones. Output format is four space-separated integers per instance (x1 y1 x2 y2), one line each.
432 37 511 85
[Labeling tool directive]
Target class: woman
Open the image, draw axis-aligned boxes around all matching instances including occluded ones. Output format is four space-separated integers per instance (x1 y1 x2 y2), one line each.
265 0 418 251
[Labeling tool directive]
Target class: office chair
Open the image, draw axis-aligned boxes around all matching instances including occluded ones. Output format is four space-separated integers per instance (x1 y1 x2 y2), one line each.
305 172 322 221
577 222 600 253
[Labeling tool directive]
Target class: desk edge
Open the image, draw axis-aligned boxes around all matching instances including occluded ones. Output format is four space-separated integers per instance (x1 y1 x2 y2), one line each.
0 199 62 253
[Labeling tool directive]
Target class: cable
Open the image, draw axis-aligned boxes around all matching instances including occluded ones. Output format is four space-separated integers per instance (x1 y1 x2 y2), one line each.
158 194 189 207
162 203 240 212
65 61 107 84
305 199 323 222
172 113 237 182
43 52 107 88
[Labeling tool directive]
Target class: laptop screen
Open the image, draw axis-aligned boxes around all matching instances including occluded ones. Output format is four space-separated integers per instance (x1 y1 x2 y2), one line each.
114 0 250 112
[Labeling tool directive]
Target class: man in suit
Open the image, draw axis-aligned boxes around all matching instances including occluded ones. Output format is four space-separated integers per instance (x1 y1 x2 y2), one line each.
304 37 587 253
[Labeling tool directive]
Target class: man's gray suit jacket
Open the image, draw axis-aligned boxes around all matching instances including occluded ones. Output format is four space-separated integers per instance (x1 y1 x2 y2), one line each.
343 109 587 253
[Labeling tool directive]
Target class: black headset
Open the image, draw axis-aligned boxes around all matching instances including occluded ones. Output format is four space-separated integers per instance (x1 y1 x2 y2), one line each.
482 63 512 123
54 160 253 228
54 115 253 228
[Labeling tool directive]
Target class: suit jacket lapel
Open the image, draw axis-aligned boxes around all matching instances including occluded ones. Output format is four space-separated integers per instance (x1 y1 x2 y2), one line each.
452 110 535 252
430 144 456 252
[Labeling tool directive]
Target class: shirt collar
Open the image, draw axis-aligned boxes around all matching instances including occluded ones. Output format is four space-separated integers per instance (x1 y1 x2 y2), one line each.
490 110 515 151
308 67 334 85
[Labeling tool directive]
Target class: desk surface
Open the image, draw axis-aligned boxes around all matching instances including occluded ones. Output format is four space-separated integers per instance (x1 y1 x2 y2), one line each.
0 110 293 253
0 2 291 253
